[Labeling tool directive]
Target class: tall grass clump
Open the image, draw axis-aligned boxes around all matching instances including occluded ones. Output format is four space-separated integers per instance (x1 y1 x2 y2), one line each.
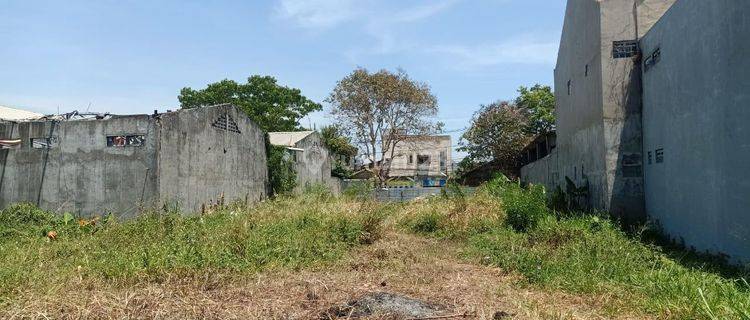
0 190 390 302
398 176 750 319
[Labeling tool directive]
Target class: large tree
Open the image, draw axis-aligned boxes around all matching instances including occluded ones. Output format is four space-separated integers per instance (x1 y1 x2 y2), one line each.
458 101 531 175
515 84 555 135
178 75 322 132
326 68 440 186
179 75 320 195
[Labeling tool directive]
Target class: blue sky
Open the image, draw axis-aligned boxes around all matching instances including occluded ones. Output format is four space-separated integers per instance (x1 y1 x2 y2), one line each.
1 0 565 147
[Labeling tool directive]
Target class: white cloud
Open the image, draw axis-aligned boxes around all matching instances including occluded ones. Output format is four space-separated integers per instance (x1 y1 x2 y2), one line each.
275 0 360 29
276 0 458 58
431 36 559 68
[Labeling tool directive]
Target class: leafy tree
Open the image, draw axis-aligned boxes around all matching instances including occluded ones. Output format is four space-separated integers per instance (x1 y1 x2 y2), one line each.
326 68 440 186
458 101 531 174
178 75 322 132
266 144 297 195
320 125 357 179
179 75 321 196
515 84 555 135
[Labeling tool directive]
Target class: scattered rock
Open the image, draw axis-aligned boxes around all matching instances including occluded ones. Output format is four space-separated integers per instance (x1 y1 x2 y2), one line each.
320 292 443 319
493 311 513 319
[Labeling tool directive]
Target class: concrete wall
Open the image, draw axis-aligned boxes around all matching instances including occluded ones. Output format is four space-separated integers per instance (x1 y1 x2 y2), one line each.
0 116 159 218
524 0 674 224
291 132 335 192
551 0 607 209
641 0 750 263
157 105 267 212
0 104 269 217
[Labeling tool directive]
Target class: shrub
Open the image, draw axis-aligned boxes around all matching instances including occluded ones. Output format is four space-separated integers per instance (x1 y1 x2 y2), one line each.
266 144 297 196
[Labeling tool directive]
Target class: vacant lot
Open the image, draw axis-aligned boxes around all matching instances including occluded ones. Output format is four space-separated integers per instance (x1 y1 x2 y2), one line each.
1 181 748 319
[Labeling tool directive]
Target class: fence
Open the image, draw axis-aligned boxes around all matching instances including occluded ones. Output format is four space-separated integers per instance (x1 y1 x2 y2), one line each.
372 187 476 202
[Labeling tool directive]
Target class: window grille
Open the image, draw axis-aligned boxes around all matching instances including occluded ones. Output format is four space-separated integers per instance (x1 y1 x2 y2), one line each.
107 135 144 147
211 114 241 134
613 40 638 58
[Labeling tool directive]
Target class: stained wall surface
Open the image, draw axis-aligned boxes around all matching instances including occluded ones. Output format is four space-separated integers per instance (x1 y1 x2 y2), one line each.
157 105 268 212
0 116 159 217
0 104 268 217
641 0 750 263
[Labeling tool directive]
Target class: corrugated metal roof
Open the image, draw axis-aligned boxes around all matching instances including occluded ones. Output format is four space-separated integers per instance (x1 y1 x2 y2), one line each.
0 105 44 121
268 131 314 147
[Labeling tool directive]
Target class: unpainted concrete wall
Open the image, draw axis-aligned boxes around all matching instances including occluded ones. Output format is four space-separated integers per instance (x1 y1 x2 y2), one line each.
292 132 336 193
641 0 750 263
0 104 269 217
0 116 159 218
157 105 267 212
525 0 674 223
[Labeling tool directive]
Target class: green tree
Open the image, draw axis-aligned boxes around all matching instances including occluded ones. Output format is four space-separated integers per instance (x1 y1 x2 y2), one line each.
179 75 320 196
458 101 531 174
178 75 322 132
515 84 555 135
320 125 357 178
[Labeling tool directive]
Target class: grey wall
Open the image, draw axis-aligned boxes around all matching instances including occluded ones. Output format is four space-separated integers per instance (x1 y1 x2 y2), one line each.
157 105 267 212
0 116 159 218
641 0 750 263
0 104 269 217
523 0 674 224
291 132 340 194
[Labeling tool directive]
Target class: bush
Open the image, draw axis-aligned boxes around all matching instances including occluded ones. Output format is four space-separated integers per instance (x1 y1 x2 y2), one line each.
267 144 297 195
484 175 549 231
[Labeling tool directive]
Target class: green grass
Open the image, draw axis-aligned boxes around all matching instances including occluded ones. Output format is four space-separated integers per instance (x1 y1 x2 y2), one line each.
399 178 750 319
0 190 388 303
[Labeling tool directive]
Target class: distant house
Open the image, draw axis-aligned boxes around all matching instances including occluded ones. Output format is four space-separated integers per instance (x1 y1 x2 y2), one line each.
0 105 44 121
385 135 452 187
268 131 340 193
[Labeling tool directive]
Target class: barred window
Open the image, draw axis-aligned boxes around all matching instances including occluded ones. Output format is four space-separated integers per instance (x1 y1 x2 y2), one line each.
613 40 638 58
107 135 144 147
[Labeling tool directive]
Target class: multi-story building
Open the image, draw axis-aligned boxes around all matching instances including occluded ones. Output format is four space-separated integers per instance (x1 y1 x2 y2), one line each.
386 135 452 187
523 0 750 263
521 0 676 223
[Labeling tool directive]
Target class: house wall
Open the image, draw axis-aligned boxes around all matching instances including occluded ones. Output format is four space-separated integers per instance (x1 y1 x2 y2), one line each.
523 0 674 223
157 105 267 212
641 0 750 263
530 0 607 208
388 136 452 183
0 116 159 218
291 132 334 192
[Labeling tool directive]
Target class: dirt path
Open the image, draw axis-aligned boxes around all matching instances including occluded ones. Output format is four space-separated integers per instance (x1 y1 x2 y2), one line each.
4 233 649 319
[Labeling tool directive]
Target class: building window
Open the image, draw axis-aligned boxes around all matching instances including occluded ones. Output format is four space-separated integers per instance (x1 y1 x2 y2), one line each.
408 154 413 165
613 40 638 58
655 148 664 163
567 80 571 95
439 151 447 171
31 137 58 149
417 154 430 165
648 151 653 165
211 113 241 134
585 64 589 77
107 135 144 147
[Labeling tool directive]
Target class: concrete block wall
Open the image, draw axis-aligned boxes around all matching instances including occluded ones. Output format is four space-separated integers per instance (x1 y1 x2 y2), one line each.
0 116 159 218
0 104 268 217
641 0 750 263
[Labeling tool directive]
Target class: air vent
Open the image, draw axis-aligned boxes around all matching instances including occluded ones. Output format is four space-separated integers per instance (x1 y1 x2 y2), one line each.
211 114 241 134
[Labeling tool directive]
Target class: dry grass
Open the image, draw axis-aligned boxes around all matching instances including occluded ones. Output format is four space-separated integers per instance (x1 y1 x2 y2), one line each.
2 232 650 319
